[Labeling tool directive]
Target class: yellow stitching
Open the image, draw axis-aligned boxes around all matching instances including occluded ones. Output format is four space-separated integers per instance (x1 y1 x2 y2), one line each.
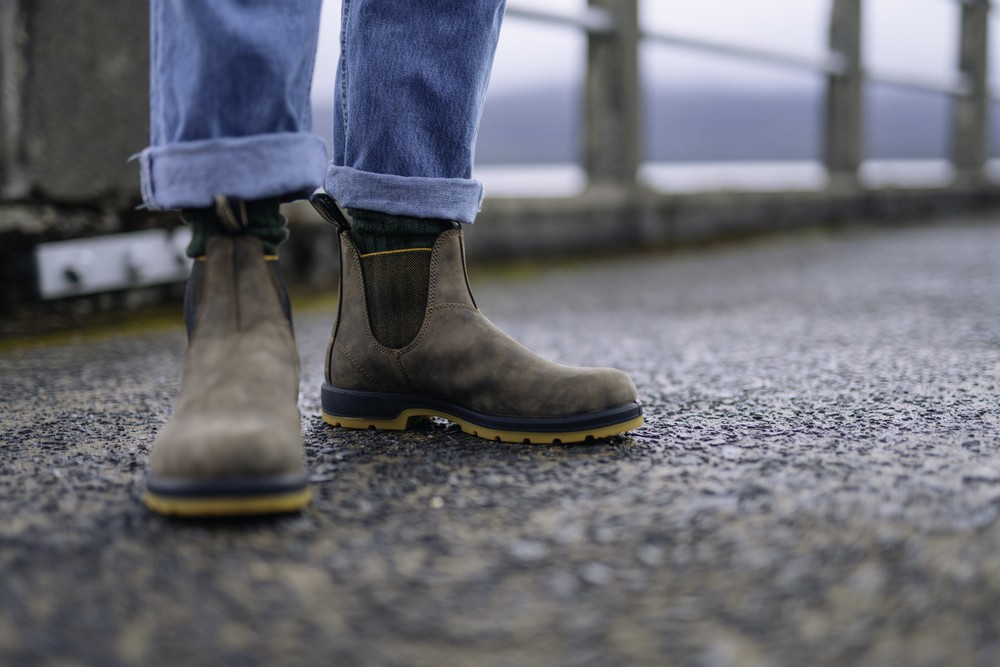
359 248 433 258
195 254 277 261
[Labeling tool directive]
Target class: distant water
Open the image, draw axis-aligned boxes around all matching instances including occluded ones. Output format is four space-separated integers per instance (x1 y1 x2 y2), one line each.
474 159 979 197
474 164 586 197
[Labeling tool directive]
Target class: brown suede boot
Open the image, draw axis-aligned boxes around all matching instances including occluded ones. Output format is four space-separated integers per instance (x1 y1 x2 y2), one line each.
311 192 642 444
144 235 310 516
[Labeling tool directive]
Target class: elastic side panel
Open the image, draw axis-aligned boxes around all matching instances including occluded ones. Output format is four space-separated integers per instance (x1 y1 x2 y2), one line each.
360 249 432 349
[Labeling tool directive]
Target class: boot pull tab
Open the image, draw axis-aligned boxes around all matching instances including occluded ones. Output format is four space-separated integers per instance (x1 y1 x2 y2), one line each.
214 195 248 232
309 188 351 231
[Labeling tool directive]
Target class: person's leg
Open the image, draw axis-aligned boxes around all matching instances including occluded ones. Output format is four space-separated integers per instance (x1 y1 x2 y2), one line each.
315 1 642 443
325 0 501 222
142 0 324 516
143 0 327 257
141 0 326 212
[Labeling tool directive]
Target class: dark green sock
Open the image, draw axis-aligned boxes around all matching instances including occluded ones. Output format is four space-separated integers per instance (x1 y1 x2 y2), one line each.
347 209 455 255
183 196 289 258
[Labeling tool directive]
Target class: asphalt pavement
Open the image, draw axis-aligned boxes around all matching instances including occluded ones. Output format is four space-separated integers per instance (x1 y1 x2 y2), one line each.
2 218 1000 666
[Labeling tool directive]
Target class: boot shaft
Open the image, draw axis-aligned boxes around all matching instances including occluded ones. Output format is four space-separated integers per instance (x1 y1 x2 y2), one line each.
184 236 294 341
325 228 475 388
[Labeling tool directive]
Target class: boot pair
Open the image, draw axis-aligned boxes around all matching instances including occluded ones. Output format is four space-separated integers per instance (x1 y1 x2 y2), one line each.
144 193 642 516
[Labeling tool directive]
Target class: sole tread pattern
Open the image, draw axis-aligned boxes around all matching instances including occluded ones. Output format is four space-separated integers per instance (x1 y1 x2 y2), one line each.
323 409 643 444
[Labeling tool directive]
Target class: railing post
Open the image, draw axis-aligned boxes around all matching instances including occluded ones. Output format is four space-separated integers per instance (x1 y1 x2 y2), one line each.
953 0 990 188
584 0 641 190
824 0 864 191
0 0 30 200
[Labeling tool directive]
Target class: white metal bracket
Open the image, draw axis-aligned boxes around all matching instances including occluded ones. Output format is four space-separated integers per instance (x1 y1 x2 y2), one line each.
35 228 193 299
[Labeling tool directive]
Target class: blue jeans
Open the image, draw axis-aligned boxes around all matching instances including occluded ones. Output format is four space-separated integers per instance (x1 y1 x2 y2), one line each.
140 0 506 223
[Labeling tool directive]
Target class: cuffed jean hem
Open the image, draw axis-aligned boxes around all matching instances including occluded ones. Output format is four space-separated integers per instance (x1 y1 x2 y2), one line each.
325 165 484 224
139 132 328 210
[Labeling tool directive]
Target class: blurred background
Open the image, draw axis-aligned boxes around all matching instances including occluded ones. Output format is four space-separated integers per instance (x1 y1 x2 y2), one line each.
2 0 999 323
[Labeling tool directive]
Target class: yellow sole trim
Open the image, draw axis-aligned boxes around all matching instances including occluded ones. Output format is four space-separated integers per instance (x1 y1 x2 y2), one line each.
144 487 311 517
323 410 643 444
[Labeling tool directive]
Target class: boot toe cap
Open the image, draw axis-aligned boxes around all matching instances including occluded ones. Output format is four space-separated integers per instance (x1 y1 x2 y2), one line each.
149 415 304 482
559 366 638 415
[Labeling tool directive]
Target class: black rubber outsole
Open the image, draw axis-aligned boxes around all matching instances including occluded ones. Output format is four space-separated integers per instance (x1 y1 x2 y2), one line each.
321 384 643 444
144 471 311 517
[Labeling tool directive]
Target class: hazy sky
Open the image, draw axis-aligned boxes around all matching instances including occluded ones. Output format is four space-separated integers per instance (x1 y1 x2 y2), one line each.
311 0 997 104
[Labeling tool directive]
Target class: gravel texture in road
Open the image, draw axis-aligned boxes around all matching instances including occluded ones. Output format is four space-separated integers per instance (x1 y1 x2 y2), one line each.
2 219 1000 666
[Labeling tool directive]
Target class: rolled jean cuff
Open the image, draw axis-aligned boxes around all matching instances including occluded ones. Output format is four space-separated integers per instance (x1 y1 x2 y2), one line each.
138 132 328 210
325 165 484 224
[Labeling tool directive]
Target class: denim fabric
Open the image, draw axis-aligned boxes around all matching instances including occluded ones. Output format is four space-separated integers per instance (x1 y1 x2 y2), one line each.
142 0 506 223
327 0 506 222
141 0 328 209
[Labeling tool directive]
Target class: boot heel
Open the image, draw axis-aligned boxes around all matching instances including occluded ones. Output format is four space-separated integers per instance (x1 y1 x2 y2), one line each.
321 384 424 430
321 410 425 431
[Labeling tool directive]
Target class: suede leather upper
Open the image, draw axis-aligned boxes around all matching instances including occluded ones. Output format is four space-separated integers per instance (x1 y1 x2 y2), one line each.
149 236 305 482
327 229 638 418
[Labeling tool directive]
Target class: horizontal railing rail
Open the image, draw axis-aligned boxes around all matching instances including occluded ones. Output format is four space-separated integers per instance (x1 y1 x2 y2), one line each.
504 5 613 34
640 27 848 76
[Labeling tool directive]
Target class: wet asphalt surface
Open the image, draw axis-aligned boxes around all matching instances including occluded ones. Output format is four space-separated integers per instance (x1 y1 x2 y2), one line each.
2 218 1000 666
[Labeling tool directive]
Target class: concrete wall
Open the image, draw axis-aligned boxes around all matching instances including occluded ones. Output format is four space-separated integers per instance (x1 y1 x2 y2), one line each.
0 0 153 309
0 0 148 211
